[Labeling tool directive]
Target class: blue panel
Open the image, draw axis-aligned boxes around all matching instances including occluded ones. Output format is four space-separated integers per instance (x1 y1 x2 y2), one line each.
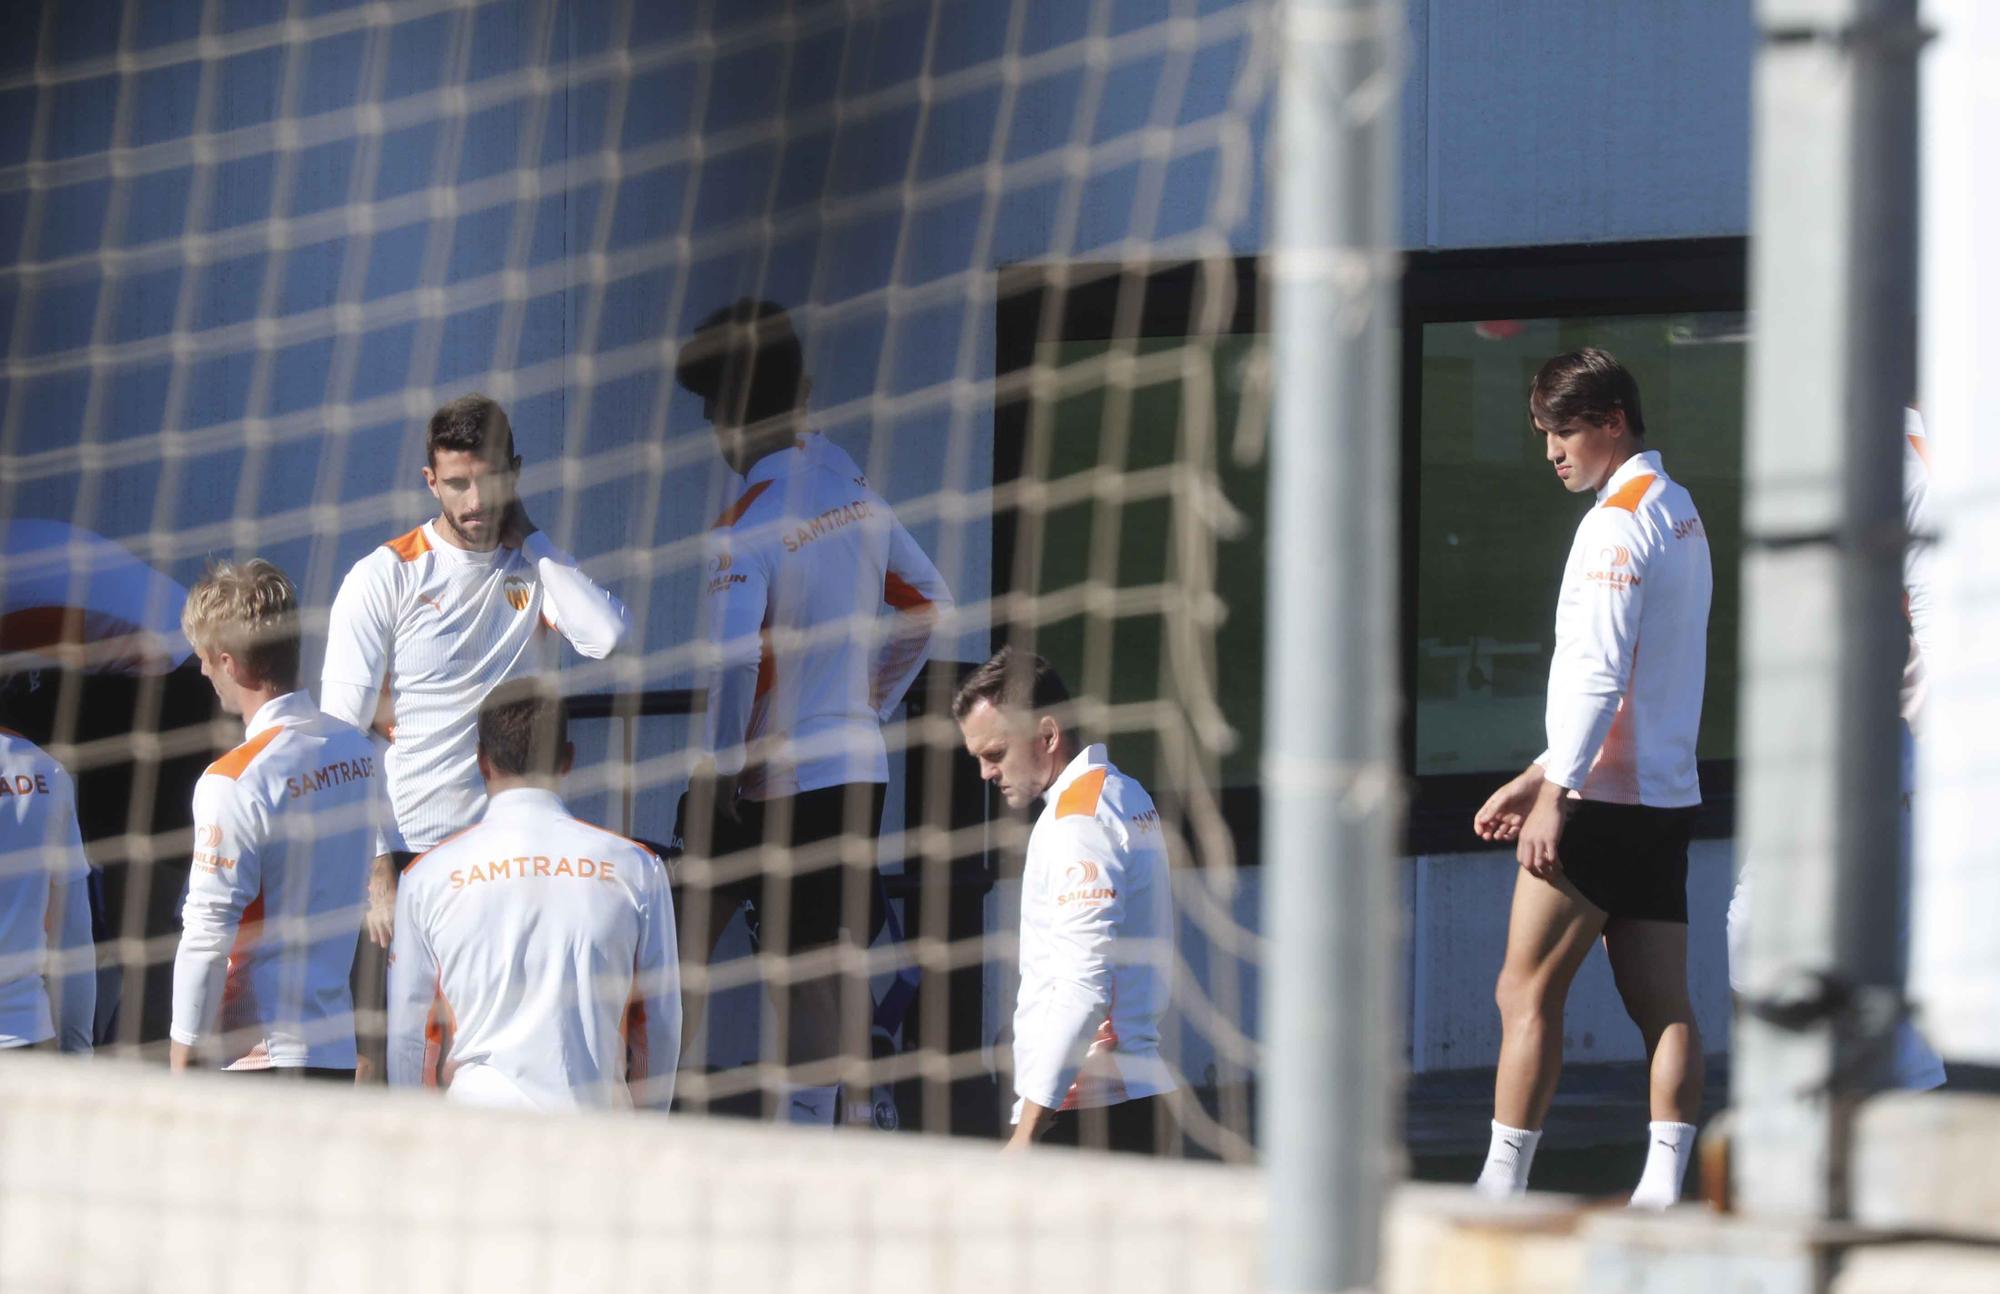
468 1 537 82
211 45 285 133
109 266 184 345
120 168 196 247
371 119 444 201
629 2 700 47
103 363 176 443
887 299 962 394
0 7 40 76
17 373 92 453
806 309 885 408
183 352 255 430
338 419 410 504
524 190 580 267
562 0 624 61
22 278 100 358
434 303 503 386
916 84 1003 184
605 164 689 253
38 180 112 261
928 2 1009 77
192 251 268 332
689 142 777 232
459 101 529 184
1017 0 1091 58
207 151 276 231
770 130 832 217
361 223 429 301
0 87 33 167
900 192 981 288
267 337 337 417
1092 53 1163 146
1154 146 1220 240
823 103 918 202
48 3 121 65
515 290 569 369
129 62 202 148
1004 68 1084 164
0 191 27 263
133 4 203 50
702 44 786 135
989 176 1061 262
277 238 347 317
297 30 368 119
817 209 899 304
45 76 118 160
620 65 701 152
350 323 418 402
1177 32 1246 126
380 12 455 103
507 390 565 458
557 75 615 158
95 460 170 542
445 203 515 285
593 268 671 355
1073 161 1138 252
839 6 929 98
289 138 358 217
256 436 325 523
783 28 845 116
218 0 288 35
578 370 655 454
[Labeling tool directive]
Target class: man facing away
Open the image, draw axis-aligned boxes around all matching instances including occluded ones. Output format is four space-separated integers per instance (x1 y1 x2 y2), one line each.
321 393 631 946
952 648 1177 1154
387 680 678 1111
0 723 95 1055
170 559 382 1078
1471 348 1713 1207
673 299 952 1125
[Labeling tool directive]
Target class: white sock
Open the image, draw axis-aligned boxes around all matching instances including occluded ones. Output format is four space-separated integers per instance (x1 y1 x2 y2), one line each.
1474 1121 1541 1197
1629 1120 1698 1209
781 1084 839 1127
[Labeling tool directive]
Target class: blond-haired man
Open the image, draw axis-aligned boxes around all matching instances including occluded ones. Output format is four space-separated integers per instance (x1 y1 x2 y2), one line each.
169 560 383 1078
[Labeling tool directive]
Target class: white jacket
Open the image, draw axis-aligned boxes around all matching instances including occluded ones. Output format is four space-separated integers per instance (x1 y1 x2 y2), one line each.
1536 450 1713 807
321 522 629 852
702 443 953 798
0 728 94 1051
1012 745 1175 1118
387 787 679 1112
170 692 382 1068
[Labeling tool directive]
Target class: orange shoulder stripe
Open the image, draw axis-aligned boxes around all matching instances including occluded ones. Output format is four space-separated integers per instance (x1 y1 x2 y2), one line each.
1600 473 1657 513
384 526 431 562
1906 433 1932 470
205 725 284 781
1056 768 1108 819
711 480 773 530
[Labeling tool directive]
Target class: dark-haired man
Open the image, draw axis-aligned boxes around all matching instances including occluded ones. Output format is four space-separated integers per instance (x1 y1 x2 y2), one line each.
386 680 678 1110
1471 348 1712 1207
952 648 1176 1154
322 394 631 950
673 300 953 1125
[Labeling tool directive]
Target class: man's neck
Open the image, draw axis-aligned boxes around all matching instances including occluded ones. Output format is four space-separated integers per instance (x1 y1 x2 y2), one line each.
236 685 287 726
483 774 563 798
433 513 500 554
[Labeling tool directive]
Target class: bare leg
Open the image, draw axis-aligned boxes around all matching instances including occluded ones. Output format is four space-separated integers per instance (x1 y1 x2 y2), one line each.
1602 918 1701 1122
1492 868 1609 1130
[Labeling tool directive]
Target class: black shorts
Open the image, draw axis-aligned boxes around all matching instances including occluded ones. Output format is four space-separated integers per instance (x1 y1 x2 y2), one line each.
670 782 887 954
1558 800 1695 923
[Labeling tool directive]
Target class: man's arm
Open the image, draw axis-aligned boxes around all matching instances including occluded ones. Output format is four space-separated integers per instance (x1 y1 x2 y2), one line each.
384 877 440 1087
504 505 630 659
169 778 262 1071
322 552 407 864
626 852 681 1111
872 515 954 719
43 772 95 1054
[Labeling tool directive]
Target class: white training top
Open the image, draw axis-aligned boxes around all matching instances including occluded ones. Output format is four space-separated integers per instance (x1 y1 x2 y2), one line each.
1536 450 1713 808
702 443 953 799
386 787 679 1112
321 522 629 853
0 728 94 1051
1012 744 1176 1119
170 692 382 1069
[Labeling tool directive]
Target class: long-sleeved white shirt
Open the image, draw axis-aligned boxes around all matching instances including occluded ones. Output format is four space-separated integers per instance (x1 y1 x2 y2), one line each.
0 728 94 1052
170 692 382 1068
1536 450 1713 807
386 787 679 1112
1012 744 1175 1119
702 443 954 798
321 522 629 852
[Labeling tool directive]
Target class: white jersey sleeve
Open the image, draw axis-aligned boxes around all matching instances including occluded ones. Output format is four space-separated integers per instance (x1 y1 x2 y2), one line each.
322 552 404 854
1014 813 1129 1110
521 531 630 660
385 873 442 1087
625 852 680 1110
1537 504 1648 793
700 527 773 778
169 773 265 1049
873 520 953 720
44 767 94 1054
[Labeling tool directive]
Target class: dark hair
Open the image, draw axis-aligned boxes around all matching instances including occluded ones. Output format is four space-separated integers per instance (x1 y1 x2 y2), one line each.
427 393 516 465
950 646 1072 723
1529 348 1646 438
674 298 805 426
477 678 569 778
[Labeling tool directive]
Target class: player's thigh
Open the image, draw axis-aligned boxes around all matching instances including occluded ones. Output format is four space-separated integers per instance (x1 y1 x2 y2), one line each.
1602 918 1694 1026
1499 867 1609 995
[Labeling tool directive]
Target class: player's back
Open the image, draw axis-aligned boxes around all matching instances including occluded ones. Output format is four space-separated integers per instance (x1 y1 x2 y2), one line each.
396 788 671 1110
0 729 82 1045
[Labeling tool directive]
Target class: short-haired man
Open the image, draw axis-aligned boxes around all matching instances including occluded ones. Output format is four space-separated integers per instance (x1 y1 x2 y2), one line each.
1472 349 1713 1207
0 726 95 1055
387 681 678 1111
322 394 630 949
953 648 1176 1153
674 300 952 1125
170 560 382 1078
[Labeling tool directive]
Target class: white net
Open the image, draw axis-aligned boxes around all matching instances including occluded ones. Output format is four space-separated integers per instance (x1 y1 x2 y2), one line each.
0 0 1277 1250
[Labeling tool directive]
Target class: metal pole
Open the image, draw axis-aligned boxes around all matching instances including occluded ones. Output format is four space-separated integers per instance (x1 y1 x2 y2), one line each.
1734 0 1920 1221
1263 0 1402 1288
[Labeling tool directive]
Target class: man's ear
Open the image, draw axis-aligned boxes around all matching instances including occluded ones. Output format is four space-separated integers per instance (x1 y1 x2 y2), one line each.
557 741 575 778
475 747 493 786
1039 714 1061 751
422 463 440 496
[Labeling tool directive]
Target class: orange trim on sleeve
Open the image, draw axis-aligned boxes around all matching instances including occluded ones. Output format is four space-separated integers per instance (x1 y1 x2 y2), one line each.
711 480 773 530
883 572 932 611
383 526 431 562
422 978 456 1089
1906 433 1932 470
1055 768 1108 819
205 726 284 780
1600 473 1657 513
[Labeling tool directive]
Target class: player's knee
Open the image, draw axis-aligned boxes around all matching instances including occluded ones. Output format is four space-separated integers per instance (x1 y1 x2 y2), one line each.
1494 964 1560 1024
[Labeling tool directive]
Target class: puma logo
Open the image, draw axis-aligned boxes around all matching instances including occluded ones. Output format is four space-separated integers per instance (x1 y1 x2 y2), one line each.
416 593 446 616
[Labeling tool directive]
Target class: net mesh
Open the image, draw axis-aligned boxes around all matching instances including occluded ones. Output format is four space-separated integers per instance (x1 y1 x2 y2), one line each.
0 0 1276 1237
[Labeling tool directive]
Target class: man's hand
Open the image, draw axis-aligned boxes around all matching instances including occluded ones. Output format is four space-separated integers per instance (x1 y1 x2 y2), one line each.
366 853 398 948
1474 764 1546 843
1004 1099 1053 1152
1515 780 1572 880
498 499 539 550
